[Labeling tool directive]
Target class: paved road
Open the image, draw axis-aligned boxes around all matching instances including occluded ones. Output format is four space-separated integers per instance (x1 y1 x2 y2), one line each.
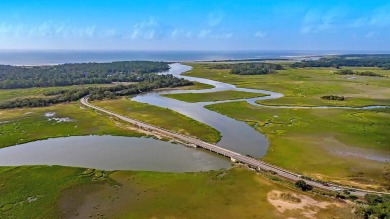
80 97 389 197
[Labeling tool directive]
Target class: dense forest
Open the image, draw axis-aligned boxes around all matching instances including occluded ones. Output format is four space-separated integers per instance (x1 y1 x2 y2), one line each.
0 61 170 89
291 54 390 69
0 74 192 109
207 63 283 75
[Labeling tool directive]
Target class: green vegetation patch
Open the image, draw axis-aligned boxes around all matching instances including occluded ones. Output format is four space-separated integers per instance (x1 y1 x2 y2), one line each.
356 194 390 219
0 166 352 219
291 54 390 69
163 90 268 103
0 84 113 103
93 98 221 143
183 63 390 107
0 75 192 109
0 166 93 218
208 62 283 75
205 101 390 189
180 81 215 90
336 69 385 77
0 103 143 148
0 61 169 89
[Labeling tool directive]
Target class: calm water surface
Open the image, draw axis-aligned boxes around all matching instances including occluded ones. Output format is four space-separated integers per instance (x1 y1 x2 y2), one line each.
0 50 335 65
133 63 281 157
0 136 231 172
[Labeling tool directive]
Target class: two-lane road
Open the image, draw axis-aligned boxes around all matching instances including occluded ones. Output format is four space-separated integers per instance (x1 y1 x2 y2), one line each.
80 97 389 197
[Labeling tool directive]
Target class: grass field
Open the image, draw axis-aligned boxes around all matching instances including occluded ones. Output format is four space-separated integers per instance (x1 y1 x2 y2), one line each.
178 63 390 189
0 103 143 148
206 101 390 190
180 81 215 90
0 166 353 219
93 98 221 143
183 63 390 107
162 90 268 103
0 166 92 218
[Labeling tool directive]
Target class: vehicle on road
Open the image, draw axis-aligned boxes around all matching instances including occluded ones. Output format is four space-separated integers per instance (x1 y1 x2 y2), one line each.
333 187 342 192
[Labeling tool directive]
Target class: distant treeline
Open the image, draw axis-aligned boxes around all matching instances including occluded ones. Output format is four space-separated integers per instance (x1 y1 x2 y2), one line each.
335 69 385 77
0 61 170 89
207 63 283 75
291 54 390 69
0 75 192 109
199 58 288 63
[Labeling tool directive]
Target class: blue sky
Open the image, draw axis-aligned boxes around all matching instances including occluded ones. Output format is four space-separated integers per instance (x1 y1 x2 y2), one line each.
0 0 389 51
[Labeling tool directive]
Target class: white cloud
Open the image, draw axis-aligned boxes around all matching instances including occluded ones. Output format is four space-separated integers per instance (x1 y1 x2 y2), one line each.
369 6 390 27
80 25 96 38
208 12 223 27
221 33 233 39
102 28 117 38
349 7 390 29
365 31 375 38
129 17 166 40
301 4 390 35
169 29 193 39
197 29 233 39
300 8 341 34
185 31 193 38
170 29 179 39
0 21 111 39
255 31 267 38
198 29 211 38
214 33 233 39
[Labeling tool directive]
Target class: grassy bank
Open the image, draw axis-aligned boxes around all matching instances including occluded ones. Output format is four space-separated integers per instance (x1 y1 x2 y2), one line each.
0 166 353 218
0 103 143 148
93 98 221 143
163 90 268 103
180 81 215 90
206 101 390 190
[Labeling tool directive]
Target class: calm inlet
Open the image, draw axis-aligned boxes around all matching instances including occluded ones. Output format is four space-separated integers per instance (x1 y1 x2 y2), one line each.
0 136 231 172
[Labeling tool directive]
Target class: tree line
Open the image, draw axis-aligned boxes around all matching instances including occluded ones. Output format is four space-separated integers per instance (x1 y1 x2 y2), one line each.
0 74 192 109
0 61 170 89
321 95 345 101
291 54 390 69
206 63 283 75
335 69 385 77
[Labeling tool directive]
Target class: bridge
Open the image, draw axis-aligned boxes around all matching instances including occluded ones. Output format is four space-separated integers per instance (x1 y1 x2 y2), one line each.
80 97 389 197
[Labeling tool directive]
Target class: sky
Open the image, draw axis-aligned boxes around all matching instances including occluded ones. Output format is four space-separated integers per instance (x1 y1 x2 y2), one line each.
0 0 389 51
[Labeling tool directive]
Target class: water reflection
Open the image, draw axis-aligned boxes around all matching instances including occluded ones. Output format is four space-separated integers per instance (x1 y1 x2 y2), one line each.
0 136 231 172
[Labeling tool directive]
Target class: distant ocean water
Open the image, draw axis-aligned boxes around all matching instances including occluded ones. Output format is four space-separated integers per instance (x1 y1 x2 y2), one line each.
0 50 383 65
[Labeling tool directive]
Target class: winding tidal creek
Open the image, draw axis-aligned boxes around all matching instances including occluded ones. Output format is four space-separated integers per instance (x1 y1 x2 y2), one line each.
1 63 387 171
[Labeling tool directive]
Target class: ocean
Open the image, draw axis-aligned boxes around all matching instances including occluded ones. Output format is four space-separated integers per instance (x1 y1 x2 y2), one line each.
0 50 341 65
